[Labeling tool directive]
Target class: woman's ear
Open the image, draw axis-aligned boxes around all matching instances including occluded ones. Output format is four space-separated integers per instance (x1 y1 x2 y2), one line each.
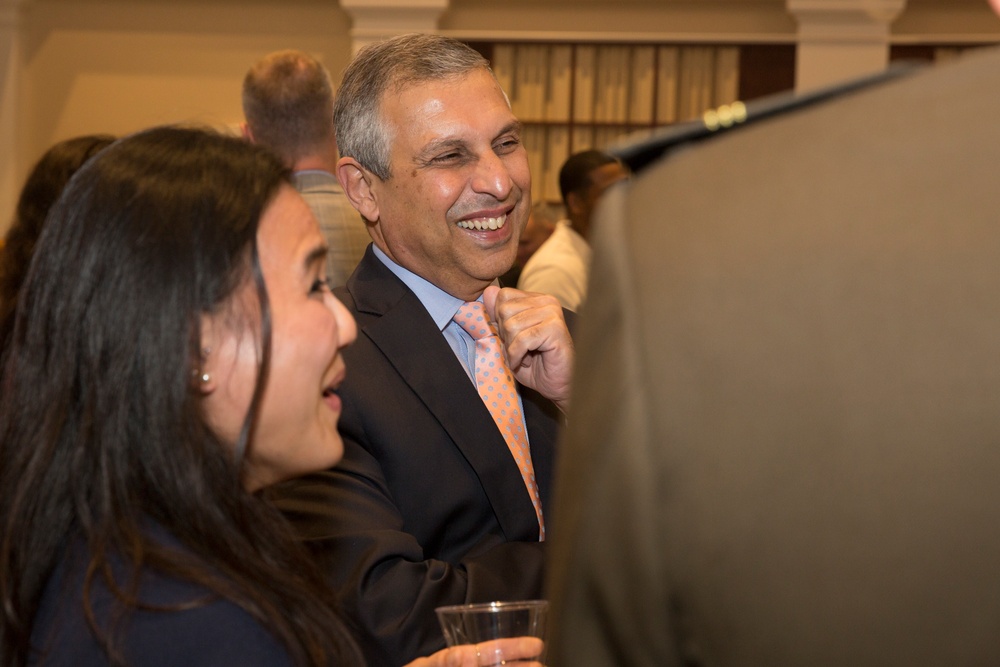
337 157 380 224
193 314 219 394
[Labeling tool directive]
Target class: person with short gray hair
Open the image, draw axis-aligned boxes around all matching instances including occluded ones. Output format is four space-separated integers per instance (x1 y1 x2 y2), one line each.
333 33 493 182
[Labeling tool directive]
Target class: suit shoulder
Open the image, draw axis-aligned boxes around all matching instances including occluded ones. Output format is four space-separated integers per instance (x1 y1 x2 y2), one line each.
333 284 358 314
614 62 920 174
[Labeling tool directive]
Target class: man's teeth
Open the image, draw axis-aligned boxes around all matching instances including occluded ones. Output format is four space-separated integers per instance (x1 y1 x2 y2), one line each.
456 215 507 231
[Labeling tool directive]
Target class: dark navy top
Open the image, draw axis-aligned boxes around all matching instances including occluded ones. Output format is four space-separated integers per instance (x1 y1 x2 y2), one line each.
29 528 294 667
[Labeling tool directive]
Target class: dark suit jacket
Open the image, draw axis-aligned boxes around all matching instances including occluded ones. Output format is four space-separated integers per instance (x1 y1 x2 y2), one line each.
547 47 1000 666
273 248 563 666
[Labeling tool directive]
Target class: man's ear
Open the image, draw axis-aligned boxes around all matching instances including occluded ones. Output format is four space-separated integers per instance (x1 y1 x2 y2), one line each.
565 190 585 218
337 157 380 223
240 122 254 143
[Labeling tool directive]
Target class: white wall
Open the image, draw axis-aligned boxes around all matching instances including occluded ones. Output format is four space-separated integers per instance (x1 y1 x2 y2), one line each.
4 0 353 232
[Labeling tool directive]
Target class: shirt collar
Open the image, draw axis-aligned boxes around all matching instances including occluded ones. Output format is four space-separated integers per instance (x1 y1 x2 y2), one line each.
371 245 471 330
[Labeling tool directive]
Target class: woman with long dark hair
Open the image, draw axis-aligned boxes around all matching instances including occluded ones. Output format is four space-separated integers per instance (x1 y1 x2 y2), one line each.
0 127 540 667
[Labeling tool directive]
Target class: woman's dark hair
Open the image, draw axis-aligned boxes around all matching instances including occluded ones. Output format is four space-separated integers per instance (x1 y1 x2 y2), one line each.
0 134 116 361
0 126 360 666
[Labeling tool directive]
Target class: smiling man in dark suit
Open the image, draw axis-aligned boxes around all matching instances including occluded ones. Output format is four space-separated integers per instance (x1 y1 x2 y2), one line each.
271 33 573 667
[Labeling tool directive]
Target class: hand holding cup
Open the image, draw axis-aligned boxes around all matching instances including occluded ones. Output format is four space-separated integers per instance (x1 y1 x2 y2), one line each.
434 600 549 665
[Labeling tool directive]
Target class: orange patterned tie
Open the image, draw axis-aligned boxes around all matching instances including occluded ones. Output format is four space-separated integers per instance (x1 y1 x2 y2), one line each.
454 301 545 540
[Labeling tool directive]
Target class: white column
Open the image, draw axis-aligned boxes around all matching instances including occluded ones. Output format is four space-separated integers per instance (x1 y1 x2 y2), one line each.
788 0 907 92
0 0 24 232
339 0 449 54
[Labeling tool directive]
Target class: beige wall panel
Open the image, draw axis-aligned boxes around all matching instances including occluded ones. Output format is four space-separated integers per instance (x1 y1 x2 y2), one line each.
4 0 351 230
441 0 797 39
894 0 1000 39
1 15 20 234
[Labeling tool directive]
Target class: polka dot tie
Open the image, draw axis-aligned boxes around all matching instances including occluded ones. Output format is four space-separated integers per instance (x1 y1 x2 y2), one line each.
453 301 545 540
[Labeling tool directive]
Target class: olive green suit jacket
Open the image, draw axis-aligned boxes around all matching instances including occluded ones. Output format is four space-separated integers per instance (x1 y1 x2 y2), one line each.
548 47 1000 667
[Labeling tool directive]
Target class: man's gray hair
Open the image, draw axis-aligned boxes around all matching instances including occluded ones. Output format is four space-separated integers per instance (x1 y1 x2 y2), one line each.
334 33 497 181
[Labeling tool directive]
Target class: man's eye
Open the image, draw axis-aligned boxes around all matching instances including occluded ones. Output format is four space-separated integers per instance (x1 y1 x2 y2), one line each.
432 151 464 163
495 137 521 153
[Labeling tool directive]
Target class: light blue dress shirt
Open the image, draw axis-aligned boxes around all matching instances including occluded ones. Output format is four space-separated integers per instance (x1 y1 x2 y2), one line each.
371 245 530 434
371 245 478 380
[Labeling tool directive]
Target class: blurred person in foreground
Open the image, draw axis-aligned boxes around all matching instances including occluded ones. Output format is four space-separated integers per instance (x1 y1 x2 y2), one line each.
0 126 542 667
517 149 627 311
242 49 369 288
546 21 1000 667
0 134 115 361
271 33 574 666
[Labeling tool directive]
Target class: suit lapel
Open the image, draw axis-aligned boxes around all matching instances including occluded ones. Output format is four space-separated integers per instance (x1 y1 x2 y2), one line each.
345 251 542 541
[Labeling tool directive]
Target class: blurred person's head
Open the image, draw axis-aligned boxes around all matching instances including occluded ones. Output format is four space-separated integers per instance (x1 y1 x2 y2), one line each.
0 126 359 666
516 202 558 267
558 150 628 241
334 33 530 300
242 49 337 168
0 134 115 356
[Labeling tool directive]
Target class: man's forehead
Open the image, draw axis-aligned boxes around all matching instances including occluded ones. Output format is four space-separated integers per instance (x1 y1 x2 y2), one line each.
384 73 514 146
386 70 481 100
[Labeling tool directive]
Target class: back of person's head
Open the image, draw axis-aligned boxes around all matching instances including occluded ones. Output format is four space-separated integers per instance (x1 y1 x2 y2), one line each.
0 126 358 667
531 200 560 228
242 49 335 166
558 149 620 205
334 33 493 180
516 201 559 267
0 134 115 357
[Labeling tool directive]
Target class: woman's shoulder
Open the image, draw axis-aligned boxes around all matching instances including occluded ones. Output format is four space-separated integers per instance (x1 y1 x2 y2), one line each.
30 528 294 667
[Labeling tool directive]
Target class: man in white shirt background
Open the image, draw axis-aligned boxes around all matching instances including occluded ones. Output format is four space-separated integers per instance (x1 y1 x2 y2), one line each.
517 149 628 311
